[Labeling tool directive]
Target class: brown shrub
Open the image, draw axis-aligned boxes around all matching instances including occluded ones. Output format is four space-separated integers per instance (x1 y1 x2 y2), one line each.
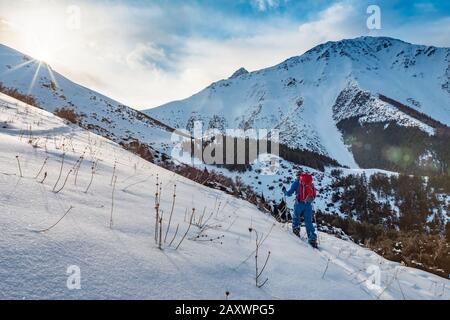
54 108 78 124
0 82 41 108
121 140 154 163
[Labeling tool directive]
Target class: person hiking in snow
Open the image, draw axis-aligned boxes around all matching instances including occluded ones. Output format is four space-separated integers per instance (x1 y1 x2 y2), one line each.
282 171 318 248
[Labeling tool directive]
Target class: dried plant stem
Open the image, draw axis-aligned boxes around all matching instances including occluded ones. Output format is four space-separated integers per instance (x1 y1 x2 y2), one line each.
158 211 164 249
44 136 49 152
37 206 74 233
322 258 332 279
67 138 76 153
109 176 117 228
27 125 33 144
54 169 73 194
155 176 159 203
84 160 97 193
74 156 84 186
226 216 239 231
35 156 49 179
52 153 66 192
176 208 195 250
235 223 275 270
168 224 179 247
164 184 177 243
39 172 48 184
155 209 160 243
72 152 86 186
254 229 271 288
15 156 23 177
110 161 116 186
154 175 160 242
158 182 163 204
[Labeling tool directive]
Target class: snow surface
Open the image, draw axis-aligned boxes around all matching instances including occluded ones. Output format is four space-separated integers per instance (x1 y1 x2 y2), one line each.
1 93 448 300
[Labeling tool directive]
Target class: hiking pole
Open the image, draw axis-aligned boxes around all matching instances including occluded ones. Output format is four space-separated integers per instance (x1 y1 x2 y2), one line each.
280 189 287 223
313 211 320 245
279 205 288 227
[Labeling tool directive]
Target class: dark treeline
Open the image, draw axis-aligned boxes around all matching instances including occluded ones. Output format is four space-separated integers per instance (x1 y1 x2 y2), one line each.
378 94 450 137
320 170 449 277
338 117 450 176
182 135 341 172
279 144 341 171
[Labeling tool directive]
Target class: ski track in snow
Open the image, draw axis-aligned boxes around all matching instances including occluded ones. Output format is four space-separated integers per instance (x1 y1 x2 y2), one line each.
0 94 448 300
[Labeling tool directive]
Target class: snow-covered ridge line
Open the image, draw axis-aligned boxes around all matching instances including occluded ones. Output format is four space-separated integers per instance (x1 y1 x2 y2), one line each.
333 85 435 135
1 93 448 299
378 94 450 136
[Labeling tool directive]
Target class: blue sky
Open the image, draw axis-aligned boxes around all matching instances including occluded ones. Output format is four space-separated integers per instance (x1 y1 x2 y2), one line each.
1 0 449 107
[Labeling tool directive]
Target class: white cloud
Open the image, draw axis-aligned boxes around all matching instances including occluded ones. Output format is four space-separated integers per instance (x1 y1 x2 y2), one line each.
251 0 280 11
414 3 437 14
126 42 167 70
298 2 359 41
393 17 450 47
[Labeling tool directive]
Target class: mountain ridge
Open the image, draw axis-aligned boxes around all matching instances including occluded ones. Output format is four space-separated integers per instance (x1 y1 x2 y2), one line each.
144 36 450 169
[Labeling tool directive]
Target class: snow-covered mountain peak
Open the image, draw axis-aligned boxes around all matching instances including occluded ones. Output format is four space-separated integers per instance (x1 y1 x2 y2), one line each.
145 36 450 168
229 67 249 79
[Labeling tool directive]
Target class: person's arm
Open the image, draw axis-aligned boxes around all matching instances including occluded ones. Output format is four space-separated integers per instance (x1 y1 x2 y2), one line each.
284 179 298 197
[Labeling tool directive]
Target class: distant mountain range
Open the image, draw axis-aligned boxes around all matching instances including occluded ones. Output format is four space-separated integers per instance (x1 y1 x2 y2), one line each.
145 36 450 172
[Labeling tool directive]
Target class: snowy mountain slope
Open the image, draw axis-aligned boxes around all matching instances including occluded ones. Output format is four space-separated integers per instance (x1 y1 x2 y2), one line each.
0 44 177 159
332 84 434 135
145 37 450 168
1 93 449 300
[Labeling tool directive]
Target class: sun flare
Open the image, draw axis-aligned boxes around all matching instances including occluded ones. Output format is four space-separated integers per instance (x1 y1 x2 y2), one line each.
20 18 59 64
30 44 54 64
8 8 68 65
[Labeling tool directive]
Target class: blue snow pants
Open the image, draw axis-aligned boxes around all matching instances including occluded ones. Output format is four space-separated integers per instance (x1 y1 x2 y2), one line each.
292 201 317 242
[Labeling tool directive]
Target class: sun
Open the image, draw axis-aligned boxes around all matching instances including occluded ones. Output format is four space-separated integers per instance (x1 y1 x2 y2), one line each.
32 44 55 64
21 19 59 64
2 8 73 93
9 9 66 65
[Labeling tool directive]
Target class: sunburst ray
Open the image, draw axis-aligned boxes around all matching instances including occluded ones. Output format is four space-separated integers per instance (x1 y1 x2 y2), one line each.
27 60 42 94
45 63 59 88
0 59 35 76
